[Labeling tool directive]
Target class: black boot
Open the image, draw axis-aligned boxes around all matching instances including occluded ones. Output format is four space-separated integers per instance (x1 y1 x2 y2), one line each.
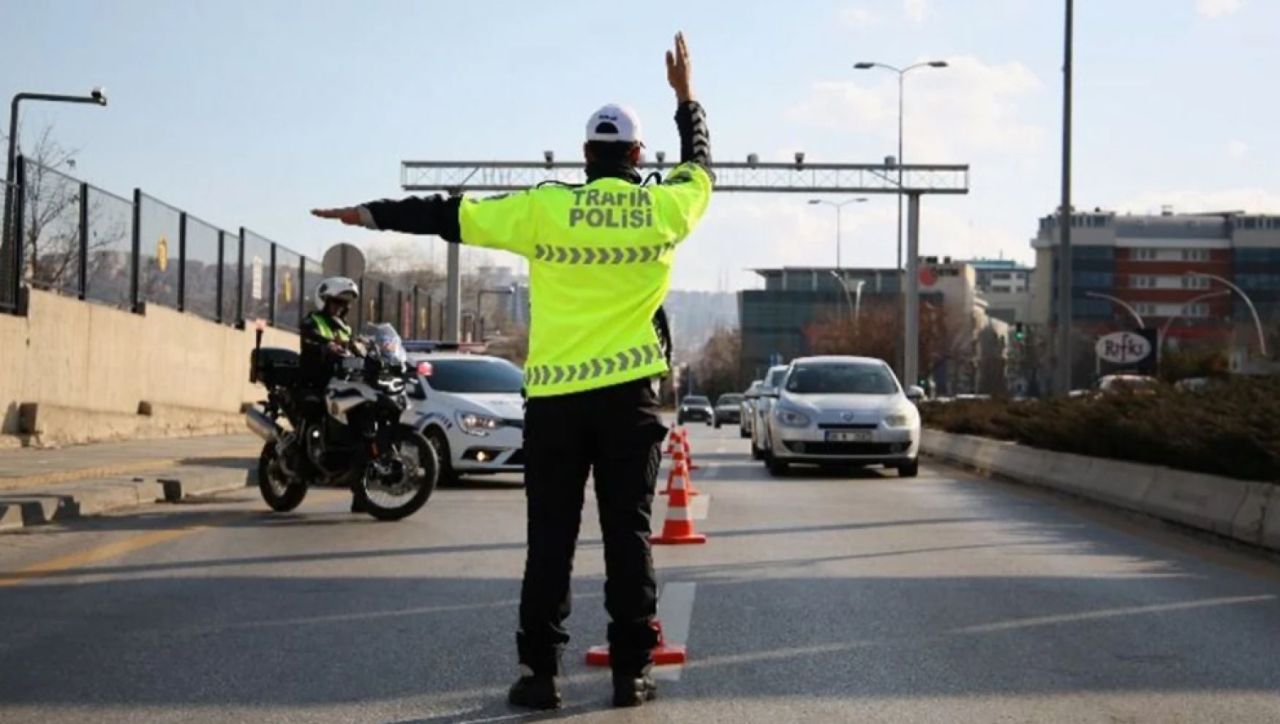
508 675 561 710
612 672 657 708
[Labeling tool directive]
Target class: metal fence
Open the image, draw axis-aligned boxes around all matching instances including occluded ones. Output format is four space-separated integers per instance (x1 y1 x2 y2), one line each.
0 155 430 334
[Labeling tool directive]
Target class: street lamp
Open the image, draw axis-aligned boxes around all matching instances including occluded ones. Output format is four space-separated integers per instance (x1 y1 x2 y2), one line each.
1084 291 1145 329
1185 272 1268 356
1158 290 1230 348
807 197 867 269
852 60 948 272
4 88 109 296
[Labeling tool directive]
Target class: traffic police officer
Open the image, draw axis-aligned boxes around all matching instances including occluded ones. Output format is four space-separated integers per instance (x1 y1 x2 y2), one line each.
299 277 369 513
312 32 711 709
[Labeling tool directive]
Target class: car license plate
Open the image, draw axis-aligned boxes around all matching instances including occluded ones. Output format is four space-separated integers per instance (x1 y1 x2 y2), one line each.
826 430 873 442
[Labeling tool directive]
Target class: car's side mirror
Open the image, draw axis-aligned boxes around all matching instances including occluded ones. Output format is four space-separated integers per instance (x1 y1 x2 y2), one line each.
905 385 926 403
762 389 780 399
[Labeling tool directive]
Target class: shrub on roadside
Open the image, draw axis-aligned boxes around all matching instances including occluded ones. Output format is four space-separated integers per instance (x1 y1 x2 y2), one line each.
920 377 1280 482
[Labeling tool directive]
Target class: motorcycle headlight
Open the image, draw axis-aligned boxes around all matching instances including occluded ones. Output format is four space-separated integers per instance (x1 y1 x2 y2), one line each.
884 409 916 428
457 411 502 436
775 407 811 428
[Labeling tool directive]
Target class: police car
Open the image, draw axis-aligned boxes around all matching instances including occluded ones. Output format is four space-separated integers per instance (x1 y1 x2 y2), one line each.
406 346 526 486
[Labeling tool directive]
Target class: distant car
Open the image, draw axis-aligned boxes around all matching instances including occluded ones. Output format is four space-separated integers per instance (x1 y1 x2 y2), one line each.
408 352 526 486
761 356 923 478
677 395 714 425
751 365 791 461
1175 376 1213 393
1097 374 1159 395
713 393 744 428
740 380 764 438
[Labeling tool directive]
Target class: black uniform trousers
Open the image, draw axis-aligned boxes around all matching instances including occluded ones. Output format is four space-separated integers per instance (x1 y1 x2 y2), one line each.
517 377 668 677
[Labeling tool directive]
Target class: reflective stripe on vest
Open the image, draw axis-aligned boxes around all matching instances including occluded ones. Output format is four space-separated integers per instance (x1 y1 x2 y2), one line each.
532 242 675 265
524 343 664 387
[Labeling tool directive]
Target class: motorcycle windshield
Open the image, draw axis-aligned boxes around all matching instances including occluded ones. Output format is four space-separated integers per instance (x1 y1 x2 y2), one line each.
366 323 407 366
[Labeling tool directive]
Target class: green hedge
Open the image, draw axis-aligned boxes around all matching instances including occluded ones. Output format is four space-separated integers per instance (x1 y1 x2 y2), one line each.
920 378 1280 483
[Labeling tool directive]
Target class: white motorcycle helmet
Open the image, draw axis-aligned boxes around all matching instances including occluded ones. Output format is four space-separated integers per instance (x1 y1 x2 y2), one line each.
315 276 360 311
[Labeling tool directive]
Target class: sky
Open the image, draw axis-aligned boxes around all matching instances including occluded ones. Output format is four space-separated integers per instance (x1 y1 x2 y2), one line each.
2 0 1277 292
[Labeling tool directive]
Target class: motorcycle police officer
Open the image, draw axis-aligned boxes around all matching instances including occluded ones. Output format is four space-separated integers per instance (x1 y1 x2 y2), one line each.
312 33 711 709
300 277 367 513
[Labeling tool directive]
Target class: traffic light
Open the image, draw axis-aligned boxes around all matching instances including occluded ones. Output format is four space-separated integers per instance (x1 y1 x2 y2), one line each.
1013 323 1026 343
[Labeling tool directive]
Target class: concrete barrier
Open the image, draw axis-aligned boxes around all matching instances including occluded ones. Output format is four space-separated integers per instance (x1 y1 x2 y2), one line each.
1142 468 1252 538
0 289 298 447
921 429 1278 553
1258 486 1280 550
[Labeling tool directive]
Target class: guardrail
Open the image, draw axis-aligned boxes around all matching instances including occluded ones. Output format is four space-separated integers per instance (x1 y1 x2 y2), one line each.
0 156 442 336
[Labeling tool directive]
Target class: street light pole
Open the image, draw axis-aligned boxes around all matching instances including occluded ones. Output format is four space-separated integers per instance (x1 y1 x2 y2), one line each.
1084 291 1145 329
1186 272 1268 356
853 60 948 273
3 89 107 303
808 197 866 269
1158 290 1230 348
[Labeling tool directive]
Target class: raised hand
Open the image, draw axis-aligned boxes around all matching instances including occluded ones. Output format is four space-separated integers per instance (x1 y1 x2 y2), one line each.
666 32 694 103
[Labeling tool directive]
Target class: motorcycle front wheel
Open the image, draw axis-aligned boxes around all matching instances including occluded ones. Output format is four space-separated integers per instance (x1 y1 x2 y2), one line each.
257 441 309 512
352 428 438 521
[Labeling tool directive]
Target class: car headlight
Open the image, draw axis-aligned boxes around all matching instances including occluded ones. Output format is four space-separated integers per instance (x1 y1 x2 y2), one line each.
457 411 502 436
774 407 811 428
884 409 916 428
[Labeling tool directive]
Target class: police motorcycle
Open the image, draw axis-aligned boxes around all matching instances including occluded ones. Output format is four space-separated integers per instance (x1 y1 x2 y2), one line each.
245 321 437 520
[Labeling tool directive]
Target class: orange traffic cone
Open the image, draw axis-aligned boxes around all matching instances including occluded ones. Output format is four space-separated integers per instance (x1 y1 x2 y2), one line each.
681 428 701 471
659 448 700 496
651 457 706 545
585 620 687 667
664 428 681 457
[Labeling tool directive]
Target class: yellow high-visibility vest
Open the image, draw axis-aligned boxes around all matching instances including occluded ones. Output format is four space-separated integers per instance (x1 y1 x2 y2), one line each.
459 163 712 397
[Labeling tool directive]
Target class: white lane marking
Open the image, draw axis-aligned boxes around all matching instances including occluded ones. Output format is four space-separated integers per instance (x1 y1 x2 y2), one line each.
953 594 1277 634
653 581 697 682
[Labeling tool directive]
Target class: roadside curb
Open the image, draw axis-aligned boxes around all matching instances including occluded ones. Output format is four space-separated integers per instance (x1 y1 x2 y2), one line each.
0 468 254 534
0 460 180 491
921 429 1279 553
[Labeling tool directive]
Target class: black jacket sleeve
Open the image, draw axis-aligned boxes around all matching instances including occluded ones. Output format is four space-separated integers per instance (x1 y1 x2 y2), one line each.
674 101 712 176
359 194 463 243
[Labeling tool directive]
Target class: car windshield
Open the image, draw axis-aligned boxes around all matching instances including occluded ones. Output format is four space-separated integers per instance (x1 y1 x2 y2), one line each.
785 363 898 395
422 357 524 393
717 394 743 406
765 368 788 388
684 396 710 406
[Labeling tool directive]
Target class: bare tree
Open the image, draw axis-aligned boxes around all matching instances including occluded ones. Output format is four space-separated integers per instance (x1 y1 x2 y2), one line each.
693 326 743 401
14 127 80 289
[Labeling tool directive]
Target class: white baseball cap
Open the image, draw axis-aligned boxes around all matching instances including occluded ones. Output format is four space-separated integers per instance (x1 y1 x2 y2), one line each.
585 103 643 145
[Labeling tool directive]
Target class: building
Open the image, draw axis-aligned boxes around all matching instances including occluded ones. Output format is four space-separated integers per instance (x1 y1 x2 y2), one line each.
964 258 1033 324
1029 209 1280 348
738 267 904 381
739 263 1009 395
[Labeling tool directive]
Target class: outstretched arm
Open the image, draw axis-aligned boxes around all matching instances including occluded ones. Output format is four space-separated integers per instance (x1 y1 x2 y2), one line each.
311 195 462 242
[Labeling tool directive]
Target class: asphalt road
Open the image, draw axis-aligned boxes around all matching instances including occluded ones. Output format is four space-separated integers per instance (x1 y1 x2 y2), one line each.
2 422 1279 723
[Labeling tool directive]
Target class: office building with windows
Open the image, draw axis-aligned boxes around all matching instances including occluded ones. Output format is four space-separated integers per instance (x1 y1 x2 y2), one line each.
964 258 1033 324
1029 209 1280 346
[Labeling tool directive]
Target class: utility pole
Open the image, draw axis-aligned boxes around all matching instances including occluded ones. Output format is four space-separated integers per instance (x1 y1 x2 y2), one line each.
1056 0 1075 395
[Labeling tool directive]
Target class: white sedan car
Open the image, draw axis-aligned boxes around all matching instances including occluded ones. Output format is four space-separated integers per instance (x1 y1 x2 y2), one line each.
408 353 525 485
761 356 923 478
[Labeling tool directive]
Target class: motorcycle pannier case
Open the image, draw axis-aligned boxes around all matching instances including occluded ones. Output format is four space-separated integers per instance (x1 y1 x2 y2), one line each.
251 347 300 386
